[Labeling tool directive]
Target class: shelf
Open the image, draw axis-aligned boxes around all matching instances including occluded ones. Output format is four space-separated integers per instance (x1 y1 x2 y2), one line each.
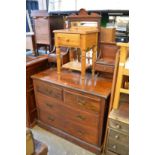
62 61 91 71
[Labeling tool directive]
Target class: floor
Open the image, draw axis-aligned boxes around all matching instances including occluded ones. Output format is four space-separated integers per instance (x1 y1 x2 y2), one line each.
32 125 103 155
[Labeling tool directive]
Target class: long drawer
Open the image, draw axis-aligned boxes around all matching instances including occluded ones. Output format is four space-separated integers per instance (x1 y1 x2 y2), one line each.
107 138 129 155
109 118 129 134
109 129 129 145
36 92 99 129
38 109 98 145
64 89 101 114
34 80 63 100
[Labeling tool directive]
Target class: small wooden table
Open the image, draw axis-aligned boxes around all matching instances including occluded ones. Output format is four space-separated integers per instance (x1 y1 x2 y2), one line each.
53 29 98 79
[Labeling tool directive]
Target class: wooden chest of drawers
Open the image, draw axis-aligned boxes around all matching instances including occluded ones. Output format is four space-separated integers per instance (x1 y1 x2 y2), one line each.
32 68 112 154
26 55 49 127
106 102 129 155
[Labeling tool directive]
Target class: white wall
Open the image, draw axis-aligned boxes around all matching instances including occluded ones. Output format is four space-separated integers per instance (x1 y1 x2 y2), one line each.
48 0 129 12
38 0 47 10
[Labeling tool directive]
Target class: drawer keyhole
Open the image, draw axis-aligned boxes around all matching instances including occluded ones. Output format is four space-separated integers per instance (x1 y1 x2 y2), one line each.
77 130 84 136
76 115 85 120
48 116 55 121
78 99 86 106
46 103 53 108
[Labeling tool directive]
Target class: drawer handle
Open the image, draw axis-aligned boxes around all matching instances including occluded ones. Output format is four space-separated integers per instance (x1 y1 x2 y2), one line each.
76 115 85 120
115 135 119 139
112 145 117 149
46 103 53 108
116 124 121 129
66 39 70 42
78 99 86 106
48 116 55 121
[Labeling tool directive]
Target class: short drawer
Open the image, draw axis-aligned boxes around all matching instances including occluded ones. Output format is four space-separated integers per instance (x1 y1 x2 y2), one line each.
109 129 129 145
34 81 63 100
36 93 61 115
55 33 80 47
107 138 129 155
109 119 129 134
64 90 101 114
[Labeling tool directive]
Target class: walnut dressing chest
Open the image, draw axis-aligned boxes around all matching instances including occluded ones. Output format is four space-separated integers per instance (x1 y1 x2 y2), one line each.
32 68 112 154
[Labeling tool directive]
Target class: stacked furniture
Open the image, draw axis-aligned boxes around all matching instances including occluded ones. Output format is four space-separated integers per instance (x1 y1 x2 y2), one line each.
31 10 64 54
106 100 129 155
53 9 101 79
26 55 49 127
105 43 129 155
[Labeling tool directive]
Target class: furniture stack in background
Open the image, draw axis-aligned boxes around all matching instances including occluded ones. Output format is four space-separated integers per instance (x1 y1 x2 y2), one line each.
26 55 49 127
105 43 129 155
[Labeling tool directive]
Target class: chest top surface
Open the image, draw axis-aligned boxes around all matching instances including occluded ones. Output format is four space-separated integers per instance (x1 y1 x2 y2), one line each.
32 68 112 98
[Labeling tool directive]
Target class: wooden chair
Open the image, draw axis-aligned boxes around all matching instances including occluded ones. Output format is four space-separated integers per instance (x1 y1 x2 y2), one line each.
31 10 64 55
94 27 118 77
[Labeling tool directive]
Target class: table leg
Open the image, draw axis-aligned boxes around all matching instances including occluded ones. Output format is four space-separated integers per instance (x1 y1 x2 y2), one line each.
81 49 86 80
92 45 97 77
56 47 61 75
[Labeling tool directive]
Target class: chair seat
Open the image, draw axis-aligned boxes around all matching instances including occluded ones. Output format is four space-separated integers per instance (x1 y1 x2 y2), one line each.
48 47 69 64
96 58 115 66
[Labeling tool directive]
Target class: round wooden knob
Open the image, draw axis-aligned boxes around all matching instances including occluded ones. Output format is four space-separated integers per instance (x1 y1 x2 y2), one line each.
112 145 116 149
116 124 121 129
115 135 119 139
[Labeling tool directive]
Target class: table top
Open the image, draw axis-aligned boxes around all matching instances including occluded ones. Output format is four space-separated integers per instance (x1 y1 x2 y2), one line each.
31 68 112 98
53 28 99 34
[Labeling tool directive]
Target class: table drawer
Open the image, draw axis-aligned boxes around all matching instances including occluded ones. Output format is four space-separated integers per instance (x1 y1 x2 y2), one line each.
109 119 129 134
109 129 129 145
64 90 101 114
55 33 80 47
34 81 63 101
107 138 129 155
